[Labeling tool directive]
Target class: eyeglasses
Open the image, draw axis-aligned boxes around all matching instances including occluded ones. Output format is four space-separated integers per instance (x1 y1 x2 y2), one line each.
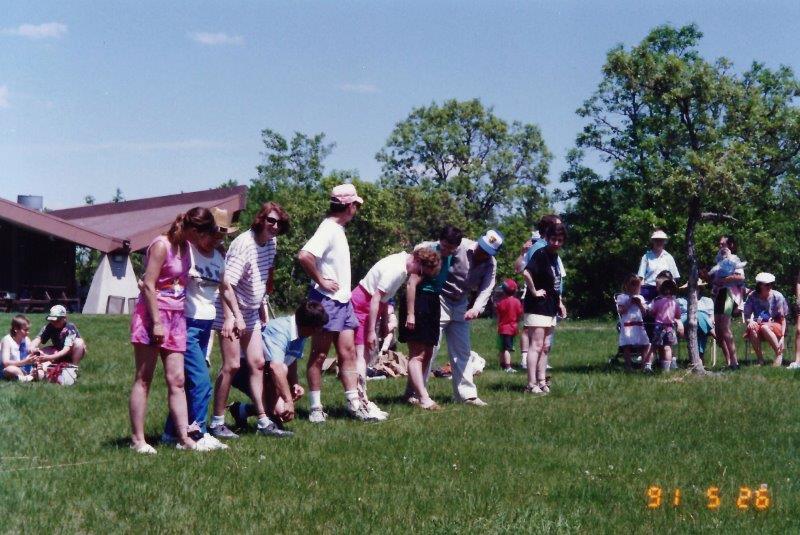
265 216 280 225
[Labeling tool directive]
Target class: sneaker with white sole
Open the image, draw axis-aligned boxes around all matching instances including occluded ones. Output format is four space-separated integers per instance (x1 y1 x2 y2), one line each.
209 423 239 439
503 367 518 374
463 397 488 406
366 401 389 420
257 422 294 438
524 384 544 395
788 361 800 370
197 433 228 450
346 402 379 421
176 441 213 452
308 407 328 424
130 442 157 455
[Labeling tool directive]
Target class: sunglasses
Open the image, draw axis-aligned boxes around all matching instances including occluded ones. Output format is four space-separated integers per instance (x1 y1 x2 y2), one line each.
265 216 280 225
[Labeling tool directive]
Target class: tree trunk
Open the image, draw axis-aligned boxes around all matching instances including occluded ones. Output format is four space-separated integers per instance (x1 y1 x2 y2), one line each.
685 205 706 373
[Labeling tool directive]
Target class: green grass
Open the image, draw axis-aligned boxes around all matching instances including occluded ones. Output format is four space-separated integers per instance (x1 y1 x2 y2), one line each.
2 312 799 533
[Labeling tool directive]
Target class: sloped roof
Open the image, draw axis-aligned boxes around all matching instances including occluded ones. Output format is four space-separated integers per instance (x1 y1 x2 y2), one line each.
0 196 125 252
50 186 247 251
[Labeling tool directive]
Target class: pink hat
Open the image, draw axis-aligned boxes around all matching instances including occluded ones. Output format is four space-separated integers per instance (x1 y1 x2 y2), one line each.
331 184 364 205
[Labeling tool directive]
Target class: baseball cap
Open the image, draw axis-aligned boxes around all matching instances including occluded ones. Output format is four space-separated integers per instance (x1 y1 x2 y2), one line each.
331 184 364 205
47 304 67 321
502 278 518 293
477 229 504 256
650 230 668 240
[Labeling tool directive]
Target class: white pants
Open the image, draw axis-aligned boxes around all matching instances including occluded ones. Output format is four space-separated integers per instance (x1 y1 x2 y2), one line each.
426 296 478 401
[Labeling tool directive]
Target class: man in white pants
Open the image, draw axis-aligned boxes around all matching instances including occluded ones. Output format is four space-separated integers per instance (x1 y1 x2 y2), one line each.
421 230 500 405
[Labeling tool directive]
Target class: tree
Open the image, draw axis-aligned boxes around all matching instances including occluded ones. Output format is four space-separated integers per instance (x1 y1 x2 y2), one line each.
565 24 800 371
112 188 125 203
377 98 552 225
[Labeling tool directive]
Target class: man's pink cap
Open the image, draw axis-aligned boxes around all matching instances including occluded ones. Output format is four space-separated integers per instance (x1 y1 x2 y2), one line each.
331 183 364 205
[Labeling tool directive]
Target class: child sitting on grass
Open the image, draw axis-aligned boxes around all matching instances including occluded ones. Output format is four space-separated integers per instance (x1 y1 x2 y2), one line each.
615 274 651 371
495 279 523 372
1 315 39 382
643 279 681 372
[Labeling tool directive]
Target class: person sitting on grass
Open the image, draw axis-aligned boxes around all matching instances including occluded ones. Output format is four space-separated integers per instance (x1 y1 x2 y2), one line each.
743 272 788 367
1 315 39 382
616 274 651 371
495 278 523 373
228 300 329 437
28 305 87 367
642 279 680 373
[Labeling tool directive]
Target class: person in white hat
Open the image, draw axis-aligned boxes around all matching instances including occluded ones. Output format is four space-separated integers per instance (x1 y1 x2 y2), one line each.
297 183 376 422
637 230 680 303
416 229 500 406
29 304 86 366
743 272 788 367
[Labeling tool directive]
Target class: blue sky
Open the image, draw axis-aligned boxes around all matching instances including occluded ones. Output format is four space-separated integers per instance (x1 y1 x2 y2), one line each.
1 1 798 208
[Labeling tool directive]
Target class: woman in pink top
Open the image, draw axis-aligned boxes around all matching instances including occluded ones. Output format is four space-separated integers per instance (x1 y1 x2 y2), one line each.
129 209 213 454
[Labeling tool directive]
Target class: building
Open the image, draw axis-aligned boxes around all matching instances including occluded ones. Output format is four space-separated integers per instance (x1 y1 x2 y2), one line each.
0 186 247 314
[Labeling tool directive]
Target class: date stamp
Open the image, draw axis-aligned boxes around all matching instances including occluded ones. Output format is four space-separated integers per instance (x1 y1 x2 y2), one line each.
646 485 771 511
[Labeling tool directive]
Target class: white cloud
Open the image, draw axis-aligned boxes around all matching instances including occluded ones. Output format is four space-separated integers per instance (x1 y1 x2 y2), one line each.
339 83 379 94
189 32 244 46
0 86 8 108
2 22 68 39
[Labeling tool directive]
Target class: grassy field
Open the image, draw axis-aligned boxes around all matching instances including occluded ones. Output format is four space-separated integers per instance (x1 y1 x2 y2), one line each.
2 312 799 534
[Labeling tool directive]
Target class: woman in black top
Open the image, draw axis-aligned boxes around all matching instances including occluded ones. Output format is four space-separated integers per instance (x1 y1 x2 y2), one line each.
522 224 566 395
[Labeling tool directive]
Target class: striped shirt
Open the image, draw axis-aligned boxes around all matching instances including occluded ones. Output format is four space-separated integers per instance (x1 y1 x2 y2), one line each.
222 230 276 310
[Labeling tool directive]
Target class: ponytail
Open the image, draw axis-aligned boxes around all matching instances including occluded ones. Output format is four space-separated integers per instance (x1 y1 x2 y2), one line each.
167 212 189 246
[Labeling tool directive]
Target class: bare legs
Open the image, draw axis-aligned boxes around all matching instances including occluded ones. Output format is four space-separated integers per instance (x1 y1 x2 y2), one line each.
714 314 739 367
406 341 436 407
524 326 551 389
306 329 358 407
129 344 195 449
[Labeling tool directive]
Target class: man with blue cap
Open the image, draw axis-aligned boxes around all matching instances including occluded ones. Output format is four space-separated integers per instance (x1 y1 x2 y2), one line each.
418 229 501 406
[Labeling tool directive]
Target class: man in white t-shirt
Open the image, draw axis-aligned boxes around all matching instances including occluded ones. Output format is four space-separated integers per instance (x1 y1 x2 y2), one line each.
297 183 372 422
350 248 441 419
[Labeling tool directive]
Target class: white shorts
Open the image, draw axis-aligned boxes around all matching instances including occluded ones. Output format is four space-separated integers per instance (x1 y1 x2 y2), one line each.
524 314 557 328
619 324 649 347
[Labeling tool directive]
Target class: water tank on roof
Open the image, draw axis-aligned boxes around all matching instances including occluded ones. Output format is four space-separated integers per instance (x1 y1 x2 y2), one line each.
17 195 43 211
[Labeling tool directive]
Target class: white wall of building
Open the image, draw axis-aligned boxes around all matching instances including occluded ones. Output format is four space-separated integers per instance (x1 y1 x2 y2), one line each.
82 253 139 314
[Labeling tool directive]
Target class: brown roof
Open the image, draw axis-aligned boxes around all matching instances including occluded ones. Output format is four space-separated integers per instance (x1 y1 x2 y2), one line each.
0 197 125 252
51 186 247 251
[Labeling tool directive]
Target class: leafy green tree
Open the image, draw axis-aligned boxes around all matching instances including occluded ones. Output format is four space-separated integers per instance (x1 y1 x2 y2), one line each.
564 24 800 371
377 98 552 225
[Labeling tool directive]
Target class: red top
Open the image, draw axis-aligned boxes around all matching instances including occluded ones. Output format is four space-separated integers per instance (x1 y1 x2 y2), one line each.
495 295 523 335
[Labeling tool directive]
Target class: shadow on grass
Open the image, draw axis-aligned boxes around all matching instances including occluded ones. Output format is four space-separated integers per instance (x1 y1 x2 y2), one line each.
106 435 162 449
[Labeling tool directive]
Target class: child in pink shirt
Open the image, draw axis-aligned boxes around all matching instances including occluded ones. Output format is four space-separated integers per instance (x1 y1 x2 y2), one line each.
643 279 681 372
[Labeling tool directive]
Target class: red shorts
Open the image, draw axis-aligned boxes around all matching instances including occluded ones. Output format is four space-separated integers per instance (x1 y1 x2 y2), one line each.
745 321 782 340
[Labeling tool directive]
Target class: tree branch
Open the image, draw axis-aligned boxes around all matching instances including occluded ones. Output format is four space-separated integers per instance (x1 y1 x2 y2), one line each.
700 212 739 223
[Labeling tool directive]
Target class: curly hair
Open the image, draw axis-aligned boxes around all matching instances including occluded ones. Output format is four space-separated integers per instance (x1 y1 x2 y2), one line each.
414 247 442 274
251 201 290 236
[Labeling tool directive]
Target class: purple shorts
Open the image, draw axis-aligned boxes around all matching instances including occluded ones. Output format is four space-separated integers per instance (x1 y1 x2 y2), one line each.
130 303 187 353
309 288 359 333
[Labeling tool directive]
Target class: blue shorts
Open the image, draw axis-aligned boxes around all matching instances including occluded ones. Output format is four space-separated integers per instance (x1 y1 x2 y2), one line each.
308 288 359 333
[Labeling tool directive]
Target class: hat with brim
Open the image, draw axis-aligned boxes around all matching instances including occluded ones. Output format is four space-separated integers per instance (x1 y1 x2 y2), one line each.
477 229 504 256
331 183 364 205
650 230 669 240
47 304 67 321
211 207 239 235
755 272 776 285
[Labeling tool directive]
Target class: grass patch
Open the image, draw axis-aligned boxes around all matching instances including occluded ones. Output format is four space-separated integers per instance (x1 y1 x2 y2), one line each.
1 313 799 533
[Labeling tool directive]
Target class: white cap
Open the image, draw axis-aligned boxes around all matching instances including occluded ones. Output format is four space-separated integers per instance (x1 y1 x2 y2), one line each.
477 229 504 256
47 304 67 321
650 230 668 240
755 272 776 284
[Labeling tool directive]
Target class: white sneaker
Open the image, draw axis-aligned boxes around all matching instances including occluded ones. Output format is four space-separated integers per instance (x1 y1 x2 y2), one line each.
463 397 488 406
197 433 228 450
308 407 328 424
788 361 800 370
366 401 388 420
346 401 379 421
130 442 157 455
176 441 213 452
20 375 34 383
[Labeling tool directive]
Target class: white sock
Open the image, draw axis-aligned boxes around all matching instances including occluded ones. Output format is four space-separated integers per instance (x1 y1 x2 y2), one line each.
211 415 225 427
521 352 527 367
644 363 652 370
345 390 359 406
310 390 322 409
256 415 272 429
